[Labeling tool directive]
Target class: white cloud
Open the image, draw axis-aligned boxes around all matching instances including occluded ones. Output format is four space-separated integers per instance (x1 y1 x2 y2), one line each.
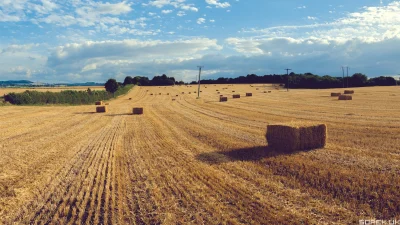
205 0 231 8
197 18 206 24
162 9 173 14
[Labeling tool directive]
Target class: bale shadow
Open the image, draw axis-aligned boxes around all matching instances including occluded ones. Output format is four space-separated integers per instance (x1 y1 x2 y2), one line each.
105 113 134 116
196 146 295 165
74 112 96 115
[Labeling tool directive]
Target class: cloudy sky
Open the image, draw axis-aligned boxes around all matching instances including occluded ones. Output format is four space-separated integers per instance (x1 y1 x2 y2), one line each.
1 0 400 83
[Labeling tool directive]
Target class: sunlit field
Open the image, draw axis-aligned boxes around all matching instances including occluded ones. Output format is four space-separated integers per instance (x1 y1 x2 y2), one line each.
0 84 399 224
0 86 105 96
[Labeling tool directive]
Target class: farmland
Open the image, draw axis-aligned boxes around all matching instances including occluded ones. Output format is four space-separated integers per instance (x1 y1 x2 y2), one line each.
0 84 399 224
0 86 105 96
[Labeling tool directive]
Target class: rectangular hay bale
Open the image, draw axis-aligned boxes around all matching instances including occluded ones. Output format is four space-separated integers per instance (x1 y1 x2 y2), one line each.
232 94 240 99
95 101 103 105
344 90 354 94
96 106 107 113
246 93 252 97
132 107 143 114
338 95 352 100
266 122 327 152
220 97 228 102
331 93 341 97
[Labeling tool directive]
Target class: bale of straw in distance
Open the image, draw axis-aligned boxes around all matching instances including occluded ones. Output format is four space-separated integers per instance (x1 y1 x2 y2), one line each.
331 93 341 97
344 90 355 94
132 107 144 115
105 103 109 105
129 98 132 100
246 93 252 97
217 92 220 94
96 106 107 113
264 91 267 93
95 101 103 105
232 94 240 99
256 88 259 90
189 92 191 94
338 95 353 100
220 96 228 102
268 91 271 93
182 92 185 94
232 91 235 92
176 95 179 97
172 99 176 101
159 93 162 95
266 121 327 152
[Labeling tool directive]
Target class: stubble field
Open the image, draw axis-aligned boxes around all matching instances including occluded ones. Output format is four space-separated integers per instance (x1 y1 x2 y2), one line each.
0 86 105 96
0 84 399 224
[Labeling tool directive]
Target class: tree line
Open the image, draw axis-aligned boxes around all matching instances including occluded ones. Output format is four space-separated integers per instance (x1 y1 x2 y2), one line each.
4 79 132 105
123 74 184 86
189 73 398 89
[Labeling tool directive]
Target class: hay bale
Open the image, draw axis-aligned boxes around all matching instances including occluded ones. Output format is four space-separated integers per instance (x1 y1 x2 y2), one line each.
159 93 162 95
256 88 259 90
194 91 197 93
182 92 185 94
220 96 228 102
264 91 267 93
217 92 220 94
150 93 154 95
95 101 103 105
105 103 109 105
246 93 252 97
268 91 271 93
129 98 132 100
96 106 107 113
344 90 354 94
331 93 341 97
266 122 327 152
232 94 240 99
216 90 219 91
132 107 143 115
189 92 191 94
167 93 170 95
172 99 176 101
338 95 353 100
176 95 179 97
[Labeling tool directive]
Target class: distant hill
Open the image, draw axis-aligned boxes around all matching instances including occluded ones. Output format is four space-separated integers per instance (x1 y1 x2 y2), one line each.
0 80 33 85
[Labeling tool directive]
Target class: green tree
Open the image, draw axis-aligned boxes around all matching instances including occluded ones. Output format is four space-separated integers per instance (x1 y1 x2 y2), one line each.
350 73 368 87
123 76 133 85
105 79 119 95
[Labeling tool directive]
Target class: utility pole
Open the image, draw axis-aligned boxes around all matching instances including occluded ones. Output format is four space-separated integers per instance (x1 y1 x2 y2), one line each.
285 68 291 91
341 66 345 88
197 66 203 98
346 67 350 88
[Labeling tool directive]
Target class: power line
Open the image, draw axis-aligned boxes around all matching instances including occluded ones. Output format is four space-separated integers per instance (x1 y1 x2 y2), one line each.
197 66 203 99
285 68 291 91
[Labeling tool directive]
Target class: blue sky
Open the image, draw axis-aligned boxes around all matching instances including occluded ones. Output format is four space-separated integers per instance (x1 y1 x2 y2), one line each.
0 0 399 83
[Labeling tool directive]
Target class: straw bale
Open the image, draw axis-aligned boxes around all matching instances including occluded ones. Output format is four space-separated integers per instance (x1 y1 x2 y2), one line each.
220 96 228 102
331 93 341 97
232 94 240 99
133 107 144 114
96 106 107 113
344 90 354 94
338 95 353 100
95 101 103 105
266 122 327 152
246 93 252 97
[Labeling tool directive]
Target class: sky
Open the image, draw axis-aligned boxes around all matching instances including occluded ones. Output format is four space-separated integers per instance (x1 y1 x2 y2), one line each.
1 0 400 83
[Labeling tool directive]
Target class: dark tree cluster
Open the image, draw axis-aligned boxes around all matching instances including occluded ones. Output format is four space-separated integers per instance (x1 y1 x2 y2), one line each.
191 73 397 89
123 74 183 86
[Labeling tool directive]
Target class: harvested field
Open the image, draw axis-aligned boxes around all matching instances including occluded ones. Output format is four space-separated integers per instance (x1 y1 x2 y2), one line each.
0 85 400 224
0 86 105 96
